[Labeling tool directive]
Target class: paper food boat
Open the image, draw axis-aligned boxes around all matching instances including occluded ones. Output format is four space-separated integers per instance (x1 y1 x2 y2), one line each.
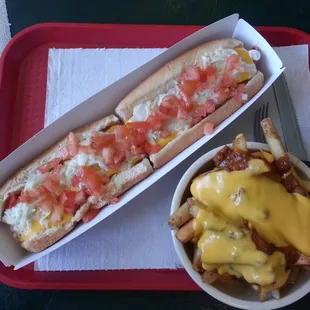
0 14 284 269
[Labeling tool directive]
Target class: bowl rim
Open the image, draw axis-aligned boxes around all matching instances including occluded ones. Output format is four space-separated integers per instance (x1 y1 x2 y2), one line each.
171 142 310 310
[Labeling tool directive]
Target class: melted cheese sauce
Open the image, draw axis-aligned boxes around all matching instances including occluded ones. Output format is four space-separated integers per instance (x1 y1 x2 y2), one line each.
190 158 310 286
19 213 73 242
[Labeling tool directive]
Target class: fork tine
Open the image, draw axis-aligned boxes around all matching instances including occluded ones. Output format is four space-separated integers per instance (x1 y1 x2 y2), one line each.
254 108 259 142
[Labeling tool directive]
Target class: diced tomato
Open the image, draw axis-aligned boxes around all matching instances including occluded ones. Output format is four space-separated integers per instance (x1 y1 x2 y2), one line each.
160 130 171 138
144 142 161 155
114 125 131 140
219 54 244 89
19 191 32 203
75 191 88 206
4 194 19 210
149 109 170 120
82 208 101 223
51 203 64 223
176 104 188 120
109 197 120 204
90 132 115 149
107 162 122 171
131 146 145 155
28 187 44 200
233 83 245 103
205 99 216 114
204 122 214 135
43 172 63 195
101 147 115 165
190 116 203 127
178 80 198 97
67 132 79 156
71 175 79 187
199 66 217 83
194 105 208 118
38 158 62 174
60 190 76 207
55 164 64 173
214 88 229 105
126 122 150 134
78 145 94 154
183 66 201 80
61 132 80 160
75 166 103 196
38 195 54 213
114 150 126 164
147 115 164 131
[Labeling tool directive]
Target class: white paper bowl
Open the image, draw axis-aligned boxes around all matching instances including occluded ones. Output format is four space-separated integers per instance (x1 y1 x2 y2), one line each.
171 142 310 310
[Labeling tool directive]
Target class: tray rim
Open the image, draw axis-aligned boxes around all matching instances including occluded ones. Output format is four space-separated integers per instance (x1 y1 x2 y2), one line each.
0 22 309 290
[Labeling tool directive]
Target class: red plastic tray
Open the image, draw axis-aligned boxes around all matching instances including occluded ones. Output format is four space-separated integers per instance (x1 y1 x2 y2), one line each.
0 23 309 290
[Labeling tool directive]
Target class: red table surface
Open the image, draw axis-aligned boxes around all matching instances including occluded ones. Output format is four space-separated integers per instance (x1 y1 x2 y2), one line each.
0 23 309 290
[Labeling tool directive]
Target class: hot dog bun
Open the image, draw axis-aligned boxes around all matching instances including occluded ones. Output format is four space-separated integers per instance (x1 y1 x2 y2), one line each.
0 115 153 252
115 38 264 168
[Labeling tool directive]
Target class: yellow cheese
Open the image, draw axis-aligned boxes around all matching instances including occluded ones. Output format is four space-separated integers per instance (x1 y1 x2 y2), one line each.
106 125 117 133
20 213 72 242
157 132 178 148
190 158 310 286
236 72 250 83
234 48 254 64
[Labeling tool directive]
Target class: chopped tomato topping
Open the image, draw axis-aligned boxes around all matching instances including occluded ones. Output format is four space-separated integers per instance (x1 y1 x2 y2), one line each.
149 109 170 120
147 115 164 131
38 195 54 213
131 145 145 155
28 187 47 200
126 121 150 133
205 99 216 114
82 208 101 223
75 166 104 196
38 158 62 174
71 175 79 187
43 172 63 195
109 197 120 204
214 88 229 105
190 116 203 127
204 122 214 135
160 130 171 138
176 103 188 120
67 132 79 156
4 194 19 210
182 66 201 81
194 105 208 118
61 133 79 160
60 190 77 208
101 147 115 165
219 54 243 89
75 191 88 206
90 132 115 149
114 125 131 140
178 80 198 98
19 191 32 203
78 145 95 154
55 164 64 173
144 142 161 155
114 150 126 164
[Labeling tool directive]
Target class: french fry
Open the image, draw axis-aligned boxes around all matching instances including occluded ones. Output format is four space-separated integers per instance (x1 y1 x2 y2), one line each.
261 118 309 196
286 267 299 285
176 219 195 243
201 271 219 284
295 254 310 266
187 198 200 218
260 118 287 162
192 246 202 272
168 201 192 229
232 133 248 154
